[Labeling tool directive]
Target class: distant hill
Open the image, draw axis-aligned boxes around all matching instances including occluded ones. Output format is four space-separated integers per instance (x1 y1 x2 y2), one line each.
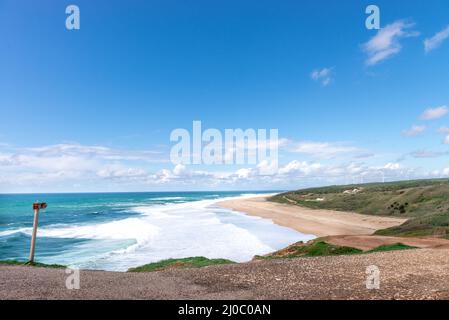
270 179 449 238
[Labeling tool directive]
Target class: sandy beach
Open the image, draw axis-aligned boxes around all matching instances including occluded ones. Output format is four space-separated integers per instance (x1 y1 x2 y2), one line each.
217 196 408 237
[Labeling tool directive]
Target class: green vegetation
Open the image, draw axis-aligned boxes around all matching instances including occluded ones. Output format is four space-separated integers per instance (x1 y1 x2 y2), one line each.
366 243 417 253
270 179 449 238
0 260 65 268
128 256 235 272
255 241 417 260
255 241 362 260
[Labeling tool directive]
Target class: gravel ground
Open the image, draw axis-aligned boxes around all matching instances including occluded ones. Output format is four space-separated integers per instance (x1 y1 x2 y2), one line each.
1 249 449 300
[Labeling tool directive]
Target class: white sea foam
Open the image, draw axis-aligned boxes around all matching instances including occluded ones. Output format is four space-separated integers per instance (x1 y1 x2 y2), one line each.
86 195 314 271
0 228 31 237
37 218 159 243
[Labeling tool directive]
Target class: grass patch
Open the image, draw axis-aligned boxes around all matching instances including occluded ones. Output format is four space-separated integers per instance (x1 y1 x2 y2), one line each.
255 241 418 260
128 256 235 272
270 178 449 238
294 241 362 257
375 212 449 238
367 243 417 253
0 260 65 268
255 241 363 260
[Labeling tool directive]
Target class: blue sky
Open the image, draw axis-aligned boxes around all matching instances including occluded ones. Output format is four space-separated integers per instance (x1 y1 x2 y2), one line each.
1 0 449 192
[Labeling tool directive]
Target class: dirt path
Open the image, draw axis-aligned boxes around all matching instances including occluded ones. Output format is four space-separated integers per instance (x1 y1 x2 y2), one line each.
2 249 449 299
217 196 407 237
325 235 449 251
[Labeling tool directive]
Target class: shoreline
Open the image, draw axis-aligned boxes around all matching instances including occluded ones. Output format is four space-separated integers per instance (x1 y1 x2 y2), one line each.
217 196 407 237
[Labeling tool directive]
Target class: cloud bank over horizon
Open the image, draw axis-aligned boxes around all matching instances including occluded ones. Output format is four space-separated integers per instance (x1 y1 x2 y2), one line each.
1 133 447 193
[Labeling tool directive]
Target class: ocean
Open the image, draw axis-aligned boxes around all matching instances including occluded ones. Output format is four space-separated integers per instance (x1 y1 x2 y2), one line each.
0 192 315 271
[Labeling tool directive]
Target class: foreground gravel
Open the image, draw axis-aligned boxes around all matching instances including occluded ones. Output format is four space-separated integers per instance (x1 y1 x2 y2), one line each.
1 249 449 300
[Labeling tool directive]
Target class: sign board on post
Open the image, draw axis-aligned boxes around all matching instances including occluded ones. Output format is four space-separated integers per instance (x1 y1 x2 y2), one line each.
29 202 47 263
33 203 47 210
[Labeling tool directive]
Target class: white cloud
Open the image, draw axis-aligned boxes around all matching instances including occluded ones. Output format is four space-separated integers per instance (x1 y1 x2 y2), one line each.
173 164 189 176
444 135 449 145
222 137 286 164
420 106 448 120
310 67 333 86
96 166 149 180
278 160 321 176
235 168 252 179
410 150 449 158
402 125 426 137
287 141 360 158
2 171 84 186
0 143 166 190
0 153 98 172
424 25 449 53
0 141 437 192
383 163 400 170
0 143 165 173
363 20 419 66
437 126 449 134
256 160 279 176
274 160 407 183
28 143 165 162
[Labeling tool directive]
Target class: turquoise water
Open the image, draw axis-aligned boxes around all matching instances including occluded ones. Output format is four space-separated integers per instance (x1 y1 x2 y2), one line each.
0 192 315 271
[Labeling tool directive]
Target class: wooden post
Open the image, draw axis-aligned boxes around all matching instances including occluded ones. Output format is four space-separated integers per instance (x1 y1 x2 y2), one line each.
29 202 47 263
